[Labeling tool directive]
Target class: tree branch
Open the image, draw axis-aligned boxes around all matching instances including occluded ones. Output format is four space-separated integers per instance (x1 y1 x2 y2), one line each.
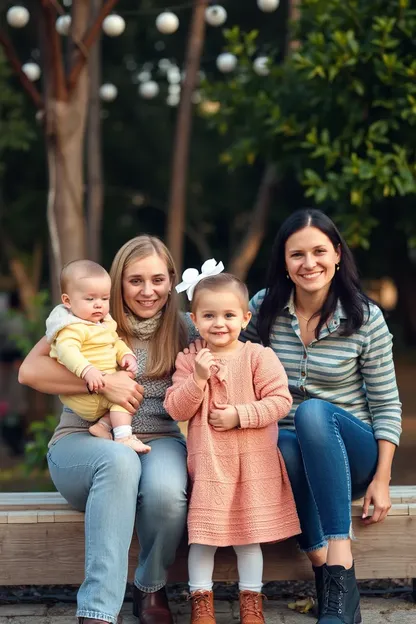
67 0 120 93
0 31 43 109
41 0 68 101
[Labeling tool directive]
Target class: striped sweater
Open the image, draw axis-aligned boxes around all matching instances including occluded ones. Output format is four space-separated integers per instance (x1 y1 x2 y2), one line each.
242 290 402 446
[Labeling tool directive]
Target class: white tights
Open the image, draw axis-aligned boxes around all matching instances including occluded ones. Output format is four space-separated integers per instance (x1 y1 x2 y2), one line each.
188 543 263 593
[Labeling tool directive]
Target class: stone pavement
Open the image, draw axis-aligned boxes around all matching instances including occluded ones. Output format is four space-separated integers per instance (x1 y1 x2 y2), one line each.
0 598 415 623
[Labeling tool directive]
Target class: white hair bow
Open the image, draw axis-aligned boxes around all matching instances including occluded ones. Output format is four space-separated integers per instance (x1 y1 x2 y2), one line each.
176 259 225 301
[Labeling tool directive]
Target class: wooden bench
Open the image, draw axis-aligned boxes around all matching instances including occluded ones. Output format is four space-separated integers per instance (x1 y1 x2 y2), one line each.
1 487 416 591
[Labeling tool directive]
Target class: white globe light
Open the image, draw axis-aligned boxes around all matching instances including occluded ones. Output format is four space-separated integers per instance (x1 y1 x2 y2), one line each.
253 56 270 76
156 12 179 35
205 5 227 27
22 62 41 82
167 93 180 107
103 14 125 37
167 67 181 84
56 15 71 36
99 83 118 102
7 6 30 28
216 53 237 73
168 84 181 96
138 70 152 82
257 0 280 12
139 81 159 99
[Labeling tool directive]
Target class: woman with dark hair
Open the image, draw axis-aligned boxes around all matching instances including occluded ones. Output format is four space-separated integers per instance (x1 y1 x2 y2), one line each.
242 209 402 624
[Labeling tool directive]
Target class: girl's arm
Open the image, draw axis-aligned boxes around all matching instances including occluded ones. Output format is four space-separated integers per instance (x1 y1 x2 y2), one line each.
19 336 143 414
164 352 205 422
236 347 293 428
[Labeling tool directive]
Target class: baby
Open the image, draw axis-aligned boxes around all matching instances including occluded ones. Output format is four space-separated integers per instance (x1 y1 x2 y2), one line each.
45 259 150 453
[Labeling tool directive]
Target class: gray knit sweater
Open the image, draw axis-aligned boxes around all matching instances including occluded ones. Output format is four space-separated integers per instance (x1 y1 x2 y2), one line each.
48 314 198 446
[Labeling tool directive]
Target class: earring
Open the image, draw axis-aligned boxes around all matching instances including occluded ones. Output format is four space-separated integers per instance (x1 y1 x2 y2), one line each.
336 264 340 272
168 289 172 295
286 272 290 280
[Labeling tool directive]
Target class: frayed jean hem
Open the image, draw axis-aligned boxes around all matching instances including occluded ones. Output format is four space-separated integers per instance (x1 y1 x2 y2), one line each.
134 581 166 593
77 610 118 624
324 533 351 541
299 539 328 554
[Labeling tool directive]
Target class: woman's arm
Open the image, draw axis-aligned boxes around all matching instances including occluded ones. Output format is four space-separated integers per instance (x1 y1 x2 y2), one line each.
19 337 144 414
19 337 87 395
362 440 395 524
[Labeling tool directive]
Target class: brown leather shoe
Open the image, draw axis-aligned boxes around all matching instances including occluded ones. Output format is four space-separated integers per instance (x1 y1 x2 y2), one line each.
132 586 173 623
190 590 216 623
239 591 266 624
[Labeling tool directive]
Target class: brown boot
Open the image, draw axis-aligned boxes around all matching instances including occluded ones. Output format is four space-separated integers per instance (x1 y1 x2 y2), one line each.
239 591 265 624
132 586 173 623
190 590 216 623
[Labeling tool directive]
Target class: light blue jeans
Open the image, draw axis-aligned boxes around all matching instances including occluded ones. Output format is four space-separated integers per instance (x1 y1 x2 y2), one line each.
47 433 188 623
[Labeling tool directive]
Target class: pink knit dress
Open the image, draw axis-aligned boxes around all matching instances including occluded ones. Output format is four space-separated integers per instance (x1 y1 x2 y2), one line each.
164 342 300 547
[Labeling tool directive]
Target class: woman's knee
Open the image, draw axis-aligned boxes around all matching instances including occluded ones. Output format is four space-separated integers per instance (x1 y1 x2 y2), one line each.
97 443 141 487
278 431 303 474
139 478 187 523
294 399 329 432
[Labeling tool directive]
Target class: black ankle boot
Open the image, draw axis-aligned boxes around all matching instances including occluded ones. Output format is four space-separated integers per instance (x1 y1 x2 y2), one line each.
313 564 325 617
318 563 362 623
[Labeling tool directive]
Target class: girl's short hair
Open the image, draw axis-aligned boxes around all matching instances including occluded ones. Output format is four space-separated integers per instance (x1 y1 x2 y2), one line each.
191 273 249 312
110 235 188 378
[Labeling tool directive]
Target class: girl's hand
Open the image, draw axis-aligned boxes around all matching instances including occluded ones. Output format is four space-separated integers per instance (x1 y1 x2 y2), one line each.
83 367 105 392
100 370 144 415
121 353 138 374
194 348 215 382
184 338 207 355
362 477 392 524
209 404 240 431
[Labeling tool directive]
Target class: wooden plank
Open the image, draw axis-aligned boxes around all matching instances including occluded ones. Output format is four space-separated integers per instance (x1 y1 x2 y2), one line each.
0 515 415 585
7 511 38 524
0 492 69 511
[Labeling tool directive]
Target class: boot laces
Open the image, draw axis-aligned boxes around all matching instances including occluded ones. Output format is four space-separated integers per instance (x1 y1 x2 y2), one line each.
323 568 348 617
190 591 214 620
240 592 266 619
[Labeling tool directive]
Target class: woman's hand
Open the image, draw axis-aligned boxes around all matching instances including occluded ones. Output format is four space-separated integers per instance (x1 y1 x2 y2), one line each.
100 370 144 415
362 477 392 524
209 404 240 431
183 338 207 355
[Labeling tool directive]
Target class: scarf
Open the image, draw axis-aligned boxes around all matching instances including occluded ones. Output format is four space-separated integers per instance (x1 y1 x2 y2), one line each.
124 310 162 342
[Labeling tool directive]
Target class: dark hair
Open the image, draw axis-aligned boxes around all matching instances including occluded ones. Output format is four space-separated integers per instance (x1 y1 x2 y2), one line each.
192 273 249 312
258 209 370 345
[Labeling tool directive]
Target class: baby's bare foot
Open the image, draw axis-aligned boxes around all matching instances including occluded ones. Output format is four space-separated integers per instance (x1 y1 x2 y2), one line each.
115 435 151 454
89 421 113 440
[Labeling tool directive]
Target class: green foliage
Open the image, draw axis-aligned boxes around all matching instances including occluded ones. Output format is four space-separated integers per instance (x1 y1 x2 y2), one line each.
203 0 416 247
7 290 50 357
0 49 35 173
23 415 57 474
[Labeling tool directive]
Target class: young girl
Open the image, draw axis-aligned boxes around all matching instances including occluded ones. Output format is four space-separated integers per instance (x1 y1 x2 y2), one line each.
164 272 300 624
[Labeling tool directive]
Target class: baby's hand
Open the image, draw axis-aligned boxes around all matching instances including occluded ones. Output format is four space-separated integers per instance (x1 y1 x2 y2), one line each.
208 404 240 431
121 354 138 375
83 367 106 392
194 348 215 382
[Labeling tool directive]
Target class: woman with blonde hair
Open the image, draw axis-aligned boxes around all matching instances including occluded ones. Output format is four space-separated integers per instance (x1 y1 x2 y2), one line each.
19 235 198 624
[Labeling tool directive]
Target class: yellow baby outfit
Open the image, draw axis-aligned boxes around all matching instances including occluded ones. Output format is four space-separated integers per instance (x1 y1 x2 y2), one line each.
46 305 134 421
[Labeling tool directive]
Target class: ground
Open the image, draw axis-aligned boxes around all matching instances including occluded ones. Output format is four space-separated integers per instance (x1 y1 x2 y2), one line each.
0 598 415 623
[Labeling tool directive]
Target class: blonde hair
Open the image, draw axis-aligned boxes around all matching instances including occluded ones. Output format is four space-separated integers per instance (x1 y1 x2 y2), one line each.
60 260 109 293
192 273 249 312
110 235 188 378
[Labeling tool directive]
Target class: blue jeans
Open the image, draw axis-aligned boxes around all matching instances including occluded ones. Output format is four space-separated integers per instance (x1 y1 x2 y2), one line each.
47 433 188 623
278 399 378 552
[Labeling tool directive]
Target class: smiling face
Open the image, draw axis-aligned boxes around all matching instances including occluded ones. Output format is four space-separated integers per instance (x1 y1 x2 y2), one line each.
122 253 172 319
285 226 340 299
191 288 251 353
62 274 111 323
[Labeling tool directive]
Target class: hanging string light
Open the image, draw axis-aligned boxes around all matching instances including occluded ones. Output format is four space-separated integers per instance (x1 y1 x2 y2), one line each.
99 83 118 102
56 15 72 36
156 12 180 34
205 5 227 27
253 56 270 76
22 62 41 81
257 0 280 12
6 5 30 28
103 14 126 37
216 52 237 73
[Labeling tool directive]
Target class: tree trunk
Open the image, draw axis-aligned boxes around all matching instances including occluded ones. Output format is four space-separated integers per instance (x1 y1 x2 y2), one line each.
229 163 278 280
166 0 209 274
87 0 103 263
